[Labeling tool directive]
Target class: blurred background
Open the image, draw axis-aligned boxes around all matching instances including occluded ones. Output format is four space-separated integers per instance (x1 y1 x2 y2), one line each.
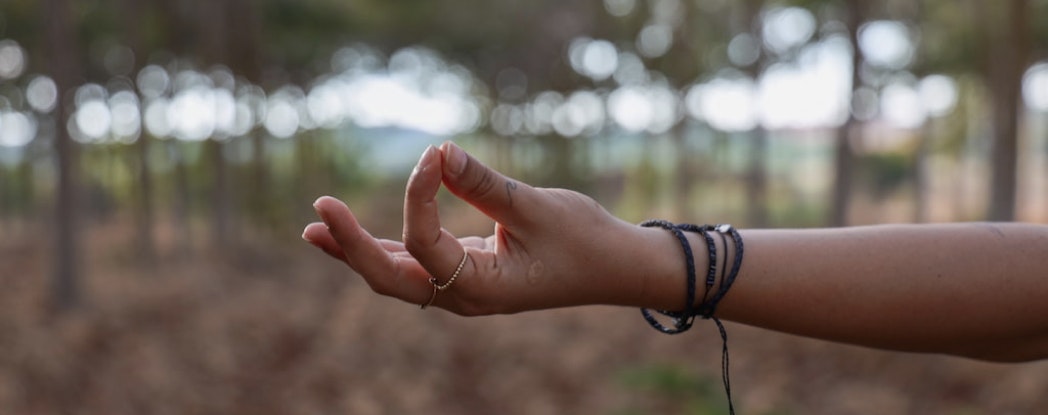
3 0 1048 413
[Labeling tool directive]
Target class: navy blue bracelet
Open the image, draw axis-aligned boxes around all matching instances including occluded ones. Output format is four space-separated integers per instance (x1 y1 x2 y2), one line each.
639 219 702 333
640 220 744 415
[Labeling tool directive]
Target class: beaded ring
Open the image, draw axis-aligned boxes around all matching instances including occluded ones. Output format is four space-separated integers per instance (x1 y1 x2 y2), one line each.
420 251 469 309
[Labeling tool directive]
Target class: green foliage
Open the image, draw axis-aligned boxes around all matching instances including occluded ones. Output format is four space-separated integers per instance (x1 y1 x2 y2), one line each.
614 363 726 415
619 363 713 398
860 151 912 198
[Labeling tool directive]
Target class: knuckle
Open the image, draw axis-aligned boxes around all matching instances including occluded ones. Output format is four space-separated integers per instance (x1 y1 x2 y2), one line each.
402 232 432 255
467 168 499 200
402 235 422 253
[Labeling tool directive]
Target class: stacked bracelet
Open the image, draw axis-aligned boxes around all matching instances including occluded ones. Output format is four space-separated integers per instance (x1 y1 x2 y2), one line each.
639 221 743 327
638 219 700 333
640 220 744 415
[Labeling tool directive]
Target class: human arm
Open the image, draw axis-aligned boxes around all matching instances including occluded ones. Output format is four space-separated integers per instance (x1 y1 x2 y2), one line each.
302 142 1048 362
716 224 1048 362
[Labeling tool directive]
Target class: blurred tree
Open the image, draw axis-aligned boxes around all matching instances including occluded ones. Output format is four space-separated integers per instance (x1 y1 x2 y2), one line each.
42 0 82 310
658 1 733 220
833 0 869 227
197 0 234 247
914 0 1035 221
120 0 156 263
980 0 1030 221
4 0 1046 280
739 0 769 228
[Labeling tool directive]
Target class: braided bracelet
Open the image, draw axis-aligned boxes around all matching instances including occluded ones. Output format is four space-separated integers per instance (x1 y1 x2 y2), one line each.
639 219 704 333
640 220 745 415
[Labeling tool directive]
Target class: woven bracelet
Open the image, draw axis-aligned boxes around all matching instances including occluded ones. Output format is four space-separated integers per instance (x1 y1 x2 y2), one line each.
639 220 745 415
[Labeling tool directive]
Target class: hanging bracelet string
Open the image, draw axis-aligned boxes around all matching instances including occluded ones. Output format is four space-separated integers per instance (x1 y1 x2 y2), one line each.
640 221 745 415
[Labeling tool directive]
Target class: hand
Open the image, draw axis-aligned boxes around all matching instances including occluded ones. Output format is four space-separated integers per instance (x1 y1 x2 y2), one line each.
302 142 677 315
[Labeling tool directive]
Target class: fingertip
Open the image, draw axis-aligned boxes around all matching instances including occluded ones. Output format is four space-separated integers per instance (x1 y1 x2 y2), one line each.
441 141 467 177
313 197 361 240
313 195 344 210
406 146 444 202
414 145 439 173
302 222 328 242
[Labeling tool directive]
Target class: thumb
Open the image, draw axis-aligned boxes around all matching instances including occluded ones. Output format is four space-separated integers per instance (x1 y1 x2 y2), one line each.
440 141 536 227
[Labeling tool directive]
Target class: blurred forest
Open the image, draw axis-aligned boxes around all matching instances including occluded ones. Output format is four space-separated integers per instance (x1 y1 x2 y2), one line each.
2 0 1048 414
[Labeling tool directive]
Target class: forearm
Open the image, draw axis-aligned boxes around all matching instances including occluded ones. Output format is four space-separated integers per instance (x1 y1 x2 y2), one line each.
637 223 1048 362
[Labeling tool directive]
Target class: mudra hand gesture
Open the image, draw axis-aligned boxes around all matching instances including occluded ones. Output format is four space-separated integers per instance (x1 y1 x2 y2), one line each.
302 142 681 315
304 141 1048 363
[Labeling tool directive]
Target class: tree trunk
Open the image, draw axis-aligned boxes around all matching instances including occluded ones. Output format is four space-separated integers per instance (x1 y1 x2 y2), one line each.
199 0 233 247
44 0 82 310
227 0 270 227
122 0 156 263
831 1 867 227
672 123 693 219
984 0 1029 221
741 0 768 228
914 121 933 222
170 141 193 257
206 139 232 246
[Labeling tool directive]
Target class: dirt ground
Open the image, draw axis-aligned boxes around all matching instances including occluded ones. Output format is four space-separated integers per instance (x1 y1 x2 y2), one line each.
2 219 1046 415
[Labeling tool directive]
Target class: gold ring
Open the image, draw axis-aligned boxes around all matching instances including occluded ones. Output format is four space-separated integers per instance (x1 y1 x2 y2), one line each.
420 251 469 309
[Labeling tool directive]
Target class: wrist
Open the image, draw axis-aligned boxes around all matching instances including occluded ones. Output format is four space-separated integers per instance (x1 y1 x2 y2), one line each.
627 225 709 311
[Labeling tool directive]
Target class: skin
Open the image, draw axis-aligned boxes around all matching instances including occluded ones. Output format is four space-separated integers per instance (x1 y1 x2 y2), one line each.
303 141 1048 363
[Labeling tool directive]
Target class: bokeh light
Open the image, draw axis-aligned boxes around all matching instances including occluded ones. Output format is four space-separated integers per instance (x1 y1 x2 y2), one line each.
603 0 636 17
881 79 925 129
1023 62 1048 112
143 98 171 138
263 88 301 139
0 110 35 147
728 33 761 68
26 76 58 113
235 85 266 136
74 100 112 142
859 20 914 70
613 52 648 85
109 90 142 142
551 90 605 137
756 36 851 129
918 74 958 117
569 38 619 82
137 65 171 100
0 40 26 80
687 74 758 132
650 0 683 24
608 82 678 134
524 91 562 135
637 24 674 58
851 86 880 121
169 84 218 141
490 103 525 136
762 7 816 55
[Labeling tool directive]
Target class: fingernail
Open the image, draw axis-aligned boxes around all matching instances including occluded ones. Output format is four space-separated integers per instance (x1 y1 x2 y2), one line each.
445 142 466 176
415 145 436 172
301 228 312 242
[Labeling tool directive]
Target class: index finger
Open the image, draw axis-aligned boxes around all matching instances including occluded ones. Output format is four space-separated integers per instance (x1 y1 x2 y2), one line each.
312 196 433 302
402 145 470 286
